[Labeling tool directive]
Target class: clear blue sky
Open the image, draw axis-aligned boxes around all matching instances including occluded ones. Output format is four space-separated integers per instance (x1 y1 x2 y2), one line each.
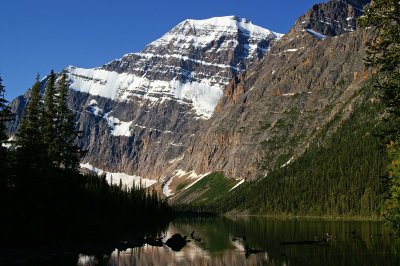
0 0 321 101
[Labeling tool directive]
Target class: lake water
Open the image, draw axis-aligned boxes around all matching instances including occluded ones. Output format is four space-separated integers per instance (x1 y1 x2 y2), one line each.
3 217 400 265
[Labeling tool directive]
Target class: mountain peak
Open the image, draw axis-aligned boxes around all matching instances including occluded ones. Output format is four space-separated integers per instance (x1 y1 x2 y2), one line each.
64 16 281 119
184 15 248 25
176 16 281 38
289 0 370 38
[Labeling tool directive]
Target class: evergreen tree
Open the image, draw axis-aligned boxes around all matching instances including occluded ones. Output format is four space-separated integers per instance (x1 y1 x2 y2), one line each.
0 75 14 189
386 140 400 230
55 74 81 171
0 75 13 144
43 70 57 167
359 0 400 229
359 0 400 117
16 75 46 176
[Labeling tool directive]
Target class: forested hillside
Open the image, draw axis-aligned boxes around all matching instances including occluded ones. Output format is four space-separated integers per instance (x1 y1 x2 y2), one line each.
174 81 387 217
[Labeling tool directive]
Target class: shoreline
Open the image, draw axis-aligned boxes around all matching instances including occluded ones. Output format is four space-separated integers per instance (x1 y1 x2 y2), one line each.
224 212 383 222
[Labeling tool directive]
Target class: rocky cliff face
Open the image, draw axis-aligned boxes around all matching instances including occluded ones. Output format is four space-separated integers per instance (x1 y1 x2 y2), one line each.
170 0 373 185
8 16 280 185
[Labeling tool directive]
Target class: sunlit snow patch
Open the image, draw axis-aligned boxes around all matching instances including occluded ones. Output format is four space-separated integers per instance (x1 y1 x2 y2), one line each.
85 100 133 137
80 163 157 188
87 99 103 116
305 29 327 40
280 156 294 168
162 176 174 197
229 179 245 192
282 92 295 96
185 172 211 189
170 169 211 191
104 113 133 137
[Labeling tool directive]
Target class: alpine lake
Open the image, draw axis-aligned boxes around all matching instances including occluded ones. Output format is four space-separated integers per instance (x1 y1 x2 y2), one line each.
2 216 400 266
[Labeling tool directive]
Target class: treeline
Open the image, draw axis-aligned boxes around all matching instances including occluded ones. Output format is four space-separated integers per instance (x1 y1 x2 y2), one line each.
0 73 171 246
190 89 387 217
0 71 81 185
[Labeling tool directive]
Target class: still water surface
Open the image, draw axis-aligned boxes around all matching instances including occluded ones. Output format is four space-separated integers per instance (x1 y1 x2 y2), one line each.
8 217 400 265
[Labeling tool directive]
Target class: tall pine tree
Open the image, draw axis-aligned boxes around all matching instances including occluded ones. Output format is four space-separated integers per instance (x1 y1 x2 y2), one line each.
55 74 81 172
0 75 14 189
16 75 46 177
359 0 400 230
359 0 400 117
43 70 57 167
0 75 13 145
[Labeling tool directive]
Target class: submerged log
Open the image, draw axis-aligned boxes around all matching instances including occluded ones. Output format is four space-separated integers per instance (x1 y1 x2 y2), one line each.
245 245 263 258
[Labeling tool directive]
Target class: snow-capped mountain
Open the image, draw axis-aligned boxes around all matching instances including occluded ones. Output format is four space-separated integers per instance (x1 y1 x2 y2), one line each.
66 16 281 119
9 16 281 185
8 0 375 199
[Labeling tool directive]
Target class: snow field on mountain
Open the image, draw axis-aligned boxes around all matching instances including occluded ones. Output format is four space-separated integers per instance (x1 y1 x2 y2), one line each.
80 163 157 188
66 16 282 120
70 67 223 119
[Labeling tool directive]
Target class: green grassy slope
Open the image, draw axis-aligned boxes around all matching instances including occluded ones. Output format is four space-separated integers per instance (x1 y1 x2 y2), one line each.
172 172 239 209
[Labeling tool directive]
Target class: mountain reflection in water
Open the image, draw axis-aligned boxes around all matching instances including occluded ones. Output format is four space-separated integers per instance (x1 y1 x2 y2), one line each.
88 234 269 265
75 216 400 266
